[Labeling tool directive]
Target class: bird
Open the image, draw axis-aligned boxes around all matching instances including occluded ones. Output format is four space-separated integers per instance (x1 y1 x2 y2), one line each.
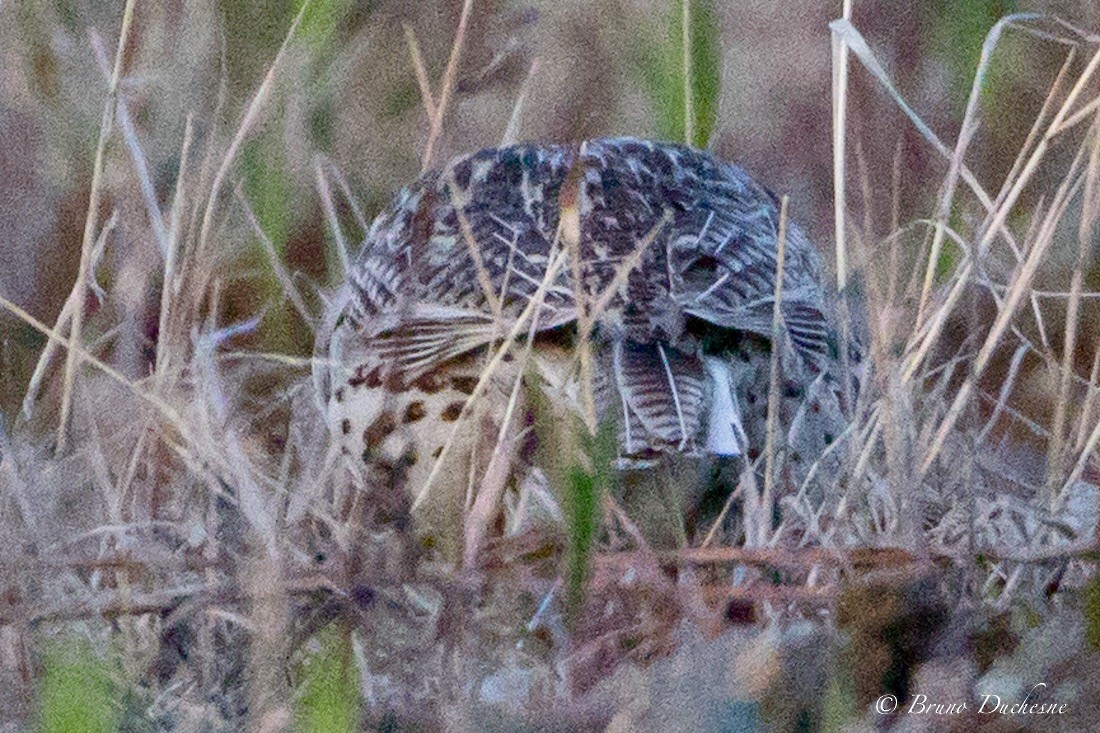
320 137 843 532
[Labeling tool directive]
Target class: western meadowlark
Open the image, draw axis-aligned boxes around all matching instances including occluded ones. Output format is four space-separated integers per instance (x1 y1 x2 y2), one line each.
320 137 843 528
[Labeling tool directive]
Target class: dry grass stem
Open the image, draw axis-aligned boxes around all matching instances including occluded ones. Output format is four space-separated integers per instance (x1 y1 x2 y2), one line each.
1046 114 1100 502
156 116 195 381
0 294 208 477
236 188 317 331
195 0 313 264
313 157 352 277
920 142 1089 475
421 0 475 171
760 196 789 547
830 0 853 293
55 0 138 452
501 58 539 146
403 22 438 119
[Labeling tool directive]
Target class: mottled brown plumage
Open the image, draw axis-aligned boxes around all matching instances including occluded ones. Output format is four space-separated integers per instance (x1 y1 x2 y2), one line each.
321 137 842 509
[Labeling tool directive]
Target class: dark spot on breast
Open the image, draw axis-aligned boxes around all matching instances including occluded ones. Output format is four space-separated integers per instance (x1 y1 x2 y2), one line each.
811 401 821 414
502 352 515 363
824 433 834 445
341 418 351 435
334 387 345 402
364 412 397 449
431 446 444 459
451 376 479 395
441 402 464 422
783 383 802 399
404 402 426 423
349 365 383 389
412 370 446 394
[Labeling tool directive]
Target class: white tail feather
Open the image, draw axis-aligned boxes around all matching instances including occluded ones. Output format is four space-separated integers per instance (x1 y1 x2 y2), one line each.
703 356 747 456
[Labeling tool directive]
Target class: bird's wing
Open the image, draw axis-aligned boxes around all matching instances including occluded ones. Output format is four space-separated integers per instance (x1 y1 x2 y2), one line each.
683 290 832 368
367 303 576 379
577 138 833 368
346 143 576 320
680 217 833 368
337 143 579 379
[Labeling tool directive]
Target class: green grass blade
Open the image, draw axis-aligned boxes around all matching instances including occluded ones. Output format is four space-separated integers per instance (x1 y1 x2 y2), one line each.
295 626 361 733
298 0 353 50
636 0 720 148
563 465 598 616
929 0 1017 108
563 418 618 619
36 637 118 733
1085 576 1100 649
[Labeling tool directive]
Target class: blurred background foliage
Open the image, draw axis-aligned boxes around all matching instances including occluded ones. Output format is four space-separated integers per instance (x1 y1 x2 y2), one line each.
4 0 1099 419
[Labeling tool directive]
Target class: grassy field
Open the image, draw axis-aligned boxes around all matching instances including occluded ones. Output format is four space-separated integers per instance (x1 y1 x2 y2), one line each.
3 1 1100 731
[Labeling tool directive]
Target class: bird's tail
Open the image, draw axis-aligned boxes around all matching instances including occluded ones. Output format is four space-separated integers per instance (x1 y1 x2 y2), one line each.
702 356 749 457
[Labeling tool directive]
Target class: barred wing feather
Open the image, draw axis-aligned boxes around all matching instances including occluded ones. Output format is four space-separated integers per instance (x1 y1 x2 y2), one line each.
612 340 708 453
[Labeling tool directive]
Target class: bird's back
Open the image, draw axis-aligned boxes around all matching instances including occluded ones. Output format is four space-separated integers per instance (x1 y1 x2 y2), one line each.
322 137 840 510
